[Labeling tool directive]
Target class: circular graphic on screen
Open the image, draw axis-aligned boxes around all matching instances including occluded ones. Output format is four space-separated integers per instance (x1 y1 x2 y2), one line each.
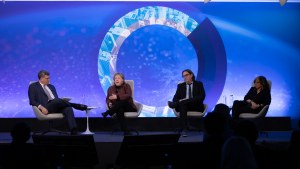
117 25 198 107
98 6 227 117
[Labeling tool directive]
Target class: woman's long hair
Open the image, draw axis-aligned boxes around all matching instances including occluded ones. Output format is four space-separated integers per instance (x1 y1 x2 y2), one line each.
254 76 270 91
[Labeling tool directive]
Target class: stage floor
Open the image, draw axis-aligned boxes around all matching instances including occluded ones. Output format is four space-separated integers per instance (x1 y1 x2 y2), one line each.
0 130 292 144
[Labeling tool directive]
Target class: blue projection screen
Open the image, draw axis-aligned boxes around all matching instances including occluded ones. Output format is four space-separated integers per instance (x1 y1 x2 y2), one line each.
0 2 299 118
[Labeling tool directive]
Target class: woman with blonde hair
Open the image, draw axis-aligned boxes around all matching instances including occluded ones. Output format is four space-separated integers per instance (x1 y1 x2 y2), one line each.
101 73 137 135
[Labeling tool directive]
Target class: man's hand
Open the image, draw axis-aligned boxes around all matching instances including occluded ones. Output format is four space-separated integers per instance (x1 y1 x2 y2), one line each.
39 106 49 115
109 94 117 100
108 102 113 108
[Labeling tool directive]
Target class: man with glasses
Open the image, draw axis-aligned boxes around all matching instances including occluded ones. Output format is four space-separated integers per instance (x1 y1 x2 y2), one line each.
168 69 206 137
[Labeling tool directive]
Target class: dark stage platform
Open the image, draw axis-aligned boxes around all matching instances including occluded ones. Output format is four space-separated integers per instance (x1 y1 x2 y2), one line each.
0 117 295 169
0 130 293 169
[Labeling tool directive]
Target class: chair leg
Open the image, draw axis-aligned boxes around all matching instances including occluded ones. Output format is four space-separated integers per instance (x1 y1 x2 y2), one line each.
37 121 69 135
110 117 140 135
174 127 182 134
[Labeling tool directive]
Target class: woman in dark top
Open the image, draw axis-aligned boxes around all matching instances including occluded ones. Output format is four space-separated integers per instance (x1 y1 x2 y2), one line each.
101 73 137 134
232 76 271 119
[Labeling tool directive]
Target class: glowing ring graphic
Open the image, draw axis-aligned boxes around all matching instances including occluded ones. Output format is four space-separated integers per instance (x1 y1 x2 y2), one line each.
98 6 227 116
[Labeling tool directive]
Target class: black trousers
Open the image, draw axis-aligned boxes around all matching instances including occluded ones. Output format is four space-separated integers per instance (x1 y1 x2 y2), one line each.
45 98 77 130
231 100 259 119
105 100 137 132
175 99 204 130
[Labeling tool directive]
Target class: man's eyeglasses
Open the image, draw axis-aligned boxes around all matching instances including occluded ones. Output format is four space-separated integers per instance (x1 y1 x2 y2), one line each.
182 73 190 78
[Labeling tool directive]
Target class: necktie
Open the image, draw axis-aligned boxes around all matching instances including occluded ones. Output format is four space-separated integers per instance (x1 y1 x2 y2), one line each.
43 85 53 100
188 84 192 99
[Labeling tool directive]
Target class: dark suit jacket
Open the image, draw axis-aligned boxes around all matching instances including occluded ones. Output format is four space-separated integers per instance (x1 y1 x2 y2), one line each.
172 81 206 105
28 82 58 107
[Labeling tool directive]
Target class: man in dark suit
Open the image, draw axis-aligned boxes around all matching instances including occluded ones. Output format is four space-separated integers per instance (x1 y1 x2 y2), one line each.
28 70 87 135
168 69 206 137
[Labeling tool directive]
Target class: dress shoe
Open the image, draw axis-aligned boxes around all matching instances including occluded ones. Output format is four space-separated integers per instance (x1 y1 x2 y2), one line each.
168 101 177 109
72 103 88 111
101 112 108 118
181 130 188 137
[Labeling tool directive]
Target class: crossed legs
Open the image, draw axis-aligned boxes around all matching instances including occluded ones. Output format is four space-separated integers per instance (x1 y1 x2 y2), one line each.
103 101 136 132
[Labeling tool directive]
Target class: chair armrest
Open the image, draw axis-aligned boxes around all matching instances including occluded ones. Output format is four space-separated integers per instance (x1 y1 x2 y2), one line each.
135 102 143 115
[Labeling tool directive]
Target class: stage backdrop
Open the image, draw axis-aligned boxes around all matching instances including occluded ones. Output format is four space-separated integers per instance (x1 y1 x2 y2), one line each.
0 2 299 118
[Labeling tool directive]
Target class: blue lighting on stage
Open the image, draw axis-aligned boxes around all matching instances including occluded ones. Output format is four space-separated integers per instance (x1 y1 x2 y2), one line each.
0 2 299 119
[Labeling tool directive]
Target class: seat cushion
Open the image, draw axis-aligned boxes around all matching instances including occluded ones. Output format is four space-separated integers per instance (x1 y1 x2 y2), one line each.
239 113 260 118
124 112 139 118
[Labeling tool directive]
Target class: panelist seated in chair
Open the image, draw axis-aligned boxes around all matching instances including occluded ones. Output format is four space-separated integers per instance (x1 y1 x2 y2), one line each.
28 70 88 134
168 69 206 135
101 73 137 134
231 75 271 120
